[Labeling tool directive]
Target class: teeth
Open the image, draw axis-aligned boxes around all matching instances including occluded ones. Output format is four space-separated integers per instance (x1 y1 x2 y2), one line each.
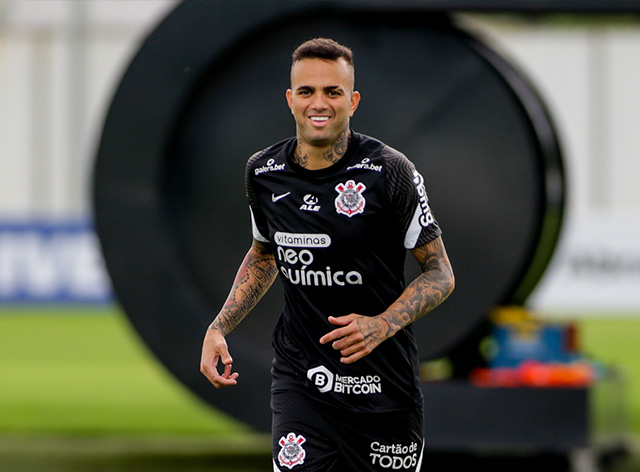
311 116 329 122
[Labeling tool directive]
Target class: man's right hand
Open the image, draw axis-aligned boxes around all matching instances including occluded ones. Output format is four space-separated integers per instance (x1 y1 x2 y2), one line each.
200 328 239 388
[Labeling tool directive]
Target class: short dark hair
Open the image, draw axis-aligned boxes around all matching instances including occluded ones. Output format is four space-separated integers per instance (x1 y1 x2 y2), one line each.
292 38 354 67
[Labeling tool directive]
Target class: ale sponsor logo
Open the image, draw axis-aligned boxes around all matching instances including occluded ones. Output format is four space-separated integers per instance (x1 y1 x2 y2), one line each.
299 194 321 212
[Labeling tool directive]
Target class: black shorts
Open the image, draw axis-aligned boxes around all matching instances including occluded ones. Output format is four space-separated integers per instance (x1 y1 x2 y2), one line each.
271 390 424 471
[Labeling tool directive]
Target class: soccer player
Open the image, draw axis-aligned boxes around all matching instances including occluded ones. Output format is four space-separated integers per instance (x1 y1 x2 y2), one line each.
200 37 455 471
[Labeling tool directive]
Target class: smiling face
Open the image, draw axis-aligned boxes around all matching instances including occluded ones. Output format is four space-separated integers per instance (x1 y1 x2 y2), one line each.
286 58 361 150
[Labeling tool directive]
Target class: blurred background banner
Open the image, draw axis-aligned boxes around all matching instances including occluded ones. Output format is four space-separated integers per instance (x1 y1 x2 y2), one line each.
0 219 112 303
531 212 640 314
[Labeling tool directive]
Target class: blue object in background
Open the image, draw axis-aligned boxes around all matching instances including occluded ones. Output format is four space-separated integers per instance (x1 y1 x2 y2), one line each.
0 220 113 304
488 307 581 368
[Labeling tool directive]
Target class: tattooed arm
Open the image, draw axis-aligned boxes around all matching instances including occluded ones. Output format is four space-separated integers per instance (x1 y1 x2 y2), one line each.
200 239 278 388
319 236 454 364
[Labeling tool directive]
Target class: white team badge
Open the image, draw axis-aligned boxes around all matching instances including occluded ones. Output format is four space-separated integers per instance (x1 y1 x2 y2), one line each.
334 180 366 217
278 432 307 469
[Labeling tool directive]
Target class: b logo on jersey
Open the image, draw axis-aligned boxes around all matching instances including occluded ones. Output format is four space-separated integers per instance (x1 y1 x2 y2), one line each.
307 365 334 392
278 432 307 469
335 180 366 217
307 365 382 395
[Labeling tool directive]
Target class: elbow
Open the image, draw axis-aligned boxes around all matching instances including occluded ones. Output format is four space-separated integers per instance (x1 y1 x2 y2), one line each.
444 264 455 300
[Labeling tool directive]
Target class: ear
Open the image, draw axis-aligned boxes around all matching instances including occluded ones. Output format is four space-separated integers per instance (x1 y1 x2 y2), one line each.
286 89 294 113
349 91 361 117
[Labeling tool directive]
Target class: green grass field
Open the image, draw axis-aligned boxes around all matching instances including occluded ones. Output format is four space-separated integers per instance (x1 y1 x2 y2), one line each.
0 306 251 436
0 306 272 471
1 306 640 471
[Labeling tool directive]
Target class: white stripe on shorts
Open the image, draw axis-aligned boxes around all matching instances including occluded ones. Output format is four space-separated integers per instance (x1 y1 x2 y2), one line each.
415 439 425 471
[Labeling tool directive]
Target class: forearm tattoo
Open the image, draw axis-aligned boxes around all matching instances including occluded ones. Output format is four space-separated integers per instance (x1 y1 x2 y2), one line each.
210 243 278 336
378 238 454 340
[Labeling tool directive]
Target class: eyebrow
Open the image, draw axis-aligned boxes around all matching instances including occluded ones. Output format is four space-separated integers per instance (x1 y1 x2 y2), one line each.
296 85 344 93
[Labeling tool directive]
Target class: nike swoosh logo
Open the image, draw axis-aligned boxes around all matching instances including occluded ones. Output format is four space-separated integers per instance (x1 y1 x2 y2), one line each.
272 192 291 202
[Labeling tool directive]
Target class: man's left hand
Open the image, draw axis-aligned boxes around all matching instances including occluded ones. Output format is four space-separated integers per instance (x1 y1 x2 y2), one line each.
319 314 389 364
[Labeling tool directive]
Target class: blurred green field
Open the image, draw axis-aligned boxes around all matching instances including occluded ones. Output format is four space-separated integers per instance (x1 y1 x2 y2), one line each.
0 306 254 436
0 306 272 471
581 316 640 435
1 307 640 471
3 307 640 435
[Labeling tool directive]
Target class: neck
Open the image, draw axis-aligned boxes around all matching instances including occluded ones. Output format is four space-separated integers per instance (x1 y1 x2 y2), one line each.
293 129 351 170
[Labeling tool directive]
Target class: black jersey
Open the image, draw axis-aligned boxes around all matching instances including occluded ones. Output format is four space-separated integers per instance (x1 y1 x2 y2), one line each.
246 131 441 413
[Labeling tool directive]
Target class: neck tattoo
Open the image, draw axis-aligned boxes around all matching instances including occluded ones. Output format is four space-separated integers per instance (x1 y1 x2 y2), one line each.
294 130 351 168
294 142 309 167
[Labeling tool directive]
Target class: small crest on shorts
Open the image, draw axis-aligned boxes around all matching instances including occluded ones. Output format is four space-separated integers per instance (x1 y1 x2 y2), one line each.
278 432 307 469
335 180 366 217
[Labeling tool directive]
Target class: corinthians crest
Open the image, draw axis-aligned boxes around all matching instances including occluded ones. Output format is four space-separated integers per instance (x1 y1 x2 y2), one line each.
278 432 307 469
335 180 366 217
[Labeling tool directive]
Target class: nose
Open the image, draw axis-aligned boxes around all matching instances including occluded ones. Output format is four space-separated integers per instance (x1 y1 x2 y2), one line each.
310 93 328 110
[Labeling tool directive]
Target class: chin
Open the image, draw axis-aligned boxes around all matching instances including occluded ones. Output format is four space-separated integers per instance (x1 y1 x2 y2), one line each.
305 134 332 146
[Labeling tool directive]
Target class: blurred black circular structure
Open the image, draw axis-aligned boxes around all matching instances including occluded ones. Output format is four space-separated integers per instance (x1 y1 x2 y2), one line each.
93 0 564 432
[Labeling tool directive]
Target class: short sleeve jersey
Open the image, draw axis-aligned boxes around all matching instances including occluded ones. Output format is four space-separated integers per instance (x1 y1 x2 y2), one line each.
246 131 442 413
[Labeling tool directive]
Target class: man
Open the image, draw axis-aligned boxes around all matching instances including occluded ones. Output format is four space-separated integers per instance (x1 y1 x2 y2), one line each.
201 38 454 471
